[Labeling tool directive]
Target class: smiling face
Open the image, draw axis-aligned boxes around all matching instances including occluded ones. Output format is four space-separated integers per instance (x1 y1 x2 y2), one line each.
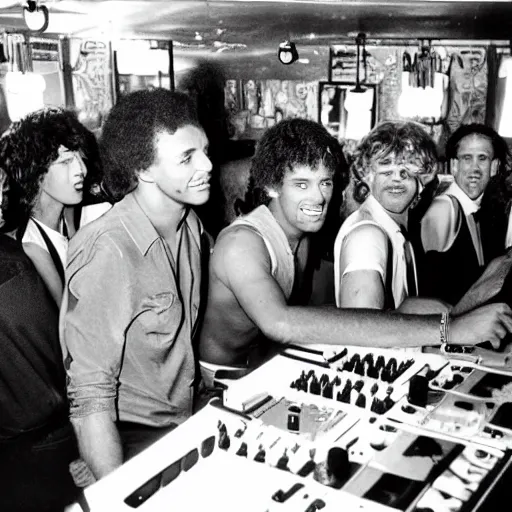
267 162 334 240
452 134 498 200
38 145 87 209
143 125 212 207
368 152 419 216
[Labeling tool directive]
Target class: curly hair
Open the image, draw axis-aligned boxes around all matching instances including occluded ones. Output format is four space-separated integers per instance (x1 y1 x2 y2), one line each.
243 118 348 211
0 107 87 227
351 121 438 203
100 89 201 201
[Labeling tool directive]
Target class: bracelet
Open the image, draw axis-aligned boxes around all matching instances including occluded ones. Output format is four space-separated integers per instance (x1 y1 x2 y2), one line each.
440 312 475 354
440 312 449 347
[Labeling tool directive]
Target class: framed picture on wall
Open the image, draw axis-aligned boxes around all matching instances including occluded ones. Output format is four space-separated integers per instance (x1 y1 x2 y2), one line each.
318 81 378 143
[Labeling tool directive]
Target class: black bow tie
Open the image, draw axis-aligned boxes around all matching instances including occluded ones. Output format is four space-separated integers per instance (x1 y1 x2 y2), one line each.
472 209 482 223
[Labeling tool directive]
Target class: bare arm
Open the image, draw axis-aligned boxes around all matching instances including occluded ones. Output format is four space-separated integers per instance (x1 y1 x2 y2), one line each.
219 229 512 349
398 296 452 315
421 196 458 253
23 242 63 305
339 270 385 309
71 412 123 479
337 224 387 309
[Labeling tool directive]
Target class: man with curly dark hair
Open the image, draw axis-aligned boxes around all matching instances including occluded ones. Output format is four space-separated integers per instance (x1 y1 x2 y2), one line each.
334 121 438 312
0 167 80 511
420 123 511 305
0 107 90 305
198 119 512 383
60 89 212 479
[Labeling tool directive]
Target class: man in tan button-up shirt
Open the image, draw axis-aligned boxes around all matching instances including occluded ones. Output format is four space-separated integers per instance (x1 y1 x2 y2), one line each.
60 89 212 479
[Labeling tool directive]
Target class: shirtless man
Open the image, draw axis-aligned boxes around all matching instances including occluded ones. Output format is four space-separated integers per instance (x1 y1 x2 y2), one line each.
198 119 512 383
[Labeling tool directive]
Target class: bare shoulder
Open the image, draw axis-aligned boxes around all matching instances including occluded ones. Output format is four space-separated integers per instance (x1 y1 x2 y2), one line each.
349 222 387 240
423 195 455 225
421 194 459 251
344 222 388 249
213 225 271 269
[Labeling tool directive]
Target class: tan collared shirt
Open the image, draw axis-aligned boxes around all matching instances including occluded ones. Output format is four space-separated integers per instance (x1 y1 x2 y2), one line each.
60 192 204 427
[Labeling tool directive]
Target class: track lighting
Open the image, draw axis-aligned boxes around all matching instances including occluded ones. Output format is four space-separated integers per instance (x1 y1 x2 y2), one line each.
277 41 298 65
23 1 49 33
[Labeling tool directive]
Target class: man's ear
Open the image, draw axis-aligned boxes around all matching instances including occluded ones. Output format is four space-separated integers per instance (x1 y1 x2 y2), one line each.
266 187 280 199
138 169 154 184
490 158 499 178
450 158 459 178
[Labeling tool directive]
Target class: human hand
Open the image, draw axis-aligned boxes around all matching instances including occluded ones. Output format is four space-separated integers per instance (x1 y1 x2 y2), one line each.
451 303 512 349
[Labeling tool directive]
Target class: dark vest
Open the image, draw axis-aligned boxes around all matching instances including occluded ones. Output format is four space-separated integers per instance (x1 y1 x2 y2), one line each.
0 235 69 441
418 196 484 306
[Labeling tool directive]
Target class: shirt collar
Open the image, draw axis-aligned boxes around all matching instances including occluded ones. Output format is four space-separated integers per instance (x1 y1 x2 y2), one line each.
364 195 404 235
446 182 481 214
114 193 160 255
116 194 193 256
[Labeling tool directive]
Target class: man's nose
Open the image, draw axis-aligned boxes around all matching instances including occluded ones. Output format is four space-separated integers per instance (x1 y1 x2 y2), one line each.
200 152 213 173
470 157 484 173
311 184 326 204
75 155 87 177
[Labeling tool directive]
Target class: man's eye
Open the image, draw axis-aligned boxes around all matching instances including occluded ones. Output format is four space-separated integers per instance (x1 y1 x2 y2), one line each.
180 155 192 164
296 183 307 189
321 180 333 187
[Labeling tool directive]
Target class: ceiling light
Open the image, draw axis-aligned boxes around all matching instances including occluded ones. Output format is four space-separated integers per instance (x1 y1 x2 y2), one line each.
23 1 49 34
277 41 298 65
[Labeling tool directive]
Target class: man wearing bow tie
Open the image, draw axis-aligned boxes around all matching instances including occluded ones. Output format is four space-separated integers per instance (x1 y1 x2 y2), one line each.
420 124 509 306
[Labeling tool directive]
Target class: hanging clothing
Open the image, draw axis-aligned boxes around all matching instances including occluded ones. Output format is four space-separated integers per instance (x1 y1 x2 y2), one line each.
446 50 488 134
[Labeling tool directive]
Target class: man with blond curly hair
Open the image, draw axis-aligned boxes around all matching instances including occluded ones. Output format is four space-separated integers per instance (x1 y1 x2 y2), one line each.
334 121 439 311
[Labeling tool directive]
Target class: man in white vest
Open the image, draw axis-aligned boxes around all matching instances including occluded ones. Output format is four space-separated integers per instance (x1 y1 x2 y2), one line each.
334 121 437 311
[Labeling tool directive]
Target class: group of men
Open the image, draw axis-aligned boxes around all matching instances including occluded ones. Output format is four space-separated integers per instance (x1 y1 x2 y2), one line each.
334 121 512 313
2 87 512 511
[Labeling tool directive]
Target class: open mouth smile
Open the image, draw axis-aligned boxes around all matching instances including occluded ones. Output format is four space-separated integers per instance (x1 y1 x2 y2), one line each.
300 206 323 217
189 178 210 189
